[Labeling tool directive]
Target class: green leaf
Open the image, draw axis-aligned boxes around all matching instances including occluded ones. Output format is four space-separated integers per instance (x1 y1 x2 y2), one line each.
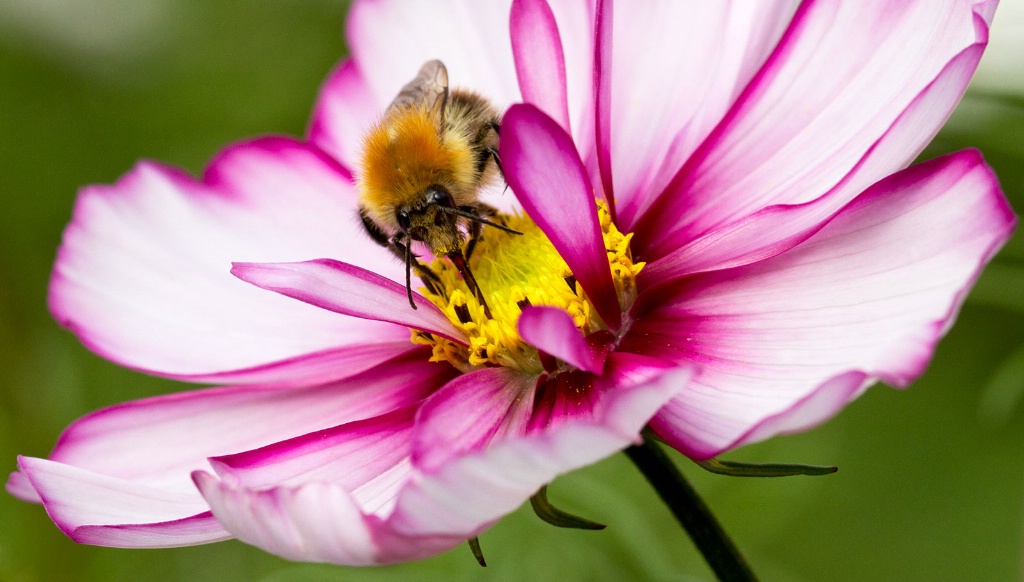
697 458 838 477
529 485 607 530
467 537 487 568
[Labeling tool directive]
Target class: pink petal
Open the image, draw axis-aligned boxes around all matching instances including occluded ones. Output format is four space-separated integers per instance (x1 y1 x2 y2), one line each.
163 341 422 389
624 150 1015 458
410 367 534 472
193 471 377 564
6 470 41 503
738 371 872 444
599 0 799 227
634 0 995 259
592 0 613 205
518 305 607 373
546 0 598 165
650 370 876 460
640 187 846 286
511 0 570 132
194 407 470 565
193 472 469 565
308 59 378 171
42 350 451 498
209 407 416 502
71 512 227 548
500 104 620 327
796 35 992 235
194 355 694 563
392 353 694 536
50 137 411 384
232 259 468 344
641 33 998 286
12 351 453 549
16 457 229 547
410 353 682 479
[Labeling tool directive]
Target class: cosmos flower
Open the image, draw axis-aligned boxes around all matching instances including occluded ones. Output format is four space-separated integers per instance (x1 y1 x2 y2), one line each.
8 0 1013 566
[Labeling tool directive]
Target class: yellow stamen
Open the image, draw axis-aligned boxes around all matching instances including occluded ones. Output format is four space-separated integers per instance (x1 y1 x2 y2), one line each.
412 201 643 374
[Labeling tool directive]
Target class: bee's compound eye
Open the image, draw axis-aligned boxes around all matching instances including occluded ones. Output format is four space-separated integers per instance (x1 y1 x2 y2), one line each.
425 187 455 209
396 209 411 232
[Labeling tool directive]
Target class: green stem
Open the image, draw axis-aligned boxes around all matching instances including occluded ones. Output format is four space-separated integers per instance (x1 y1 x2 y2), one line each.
624 434 757 582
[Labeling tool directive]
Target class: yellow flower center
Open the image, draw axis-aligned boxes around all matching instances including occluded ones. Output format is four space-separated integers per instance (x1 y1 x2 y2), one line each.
413 201 644 374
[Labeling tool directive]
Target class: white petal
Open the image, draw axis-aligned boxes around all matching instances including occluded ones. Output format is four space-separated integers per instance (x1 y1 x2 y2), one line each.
308 59 379 171
346 0 519 112
50 138 409 383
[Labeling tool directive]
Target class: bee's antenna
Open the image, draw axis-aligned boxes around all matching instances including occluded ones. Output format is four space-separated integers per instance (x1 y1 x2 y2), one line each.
403 237 417 310
440 206 523 236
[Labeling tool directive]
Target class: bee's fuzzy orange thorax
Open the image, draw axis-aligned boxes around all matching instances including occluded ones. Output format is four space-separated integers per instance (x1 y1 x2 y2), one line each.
359 106 477 228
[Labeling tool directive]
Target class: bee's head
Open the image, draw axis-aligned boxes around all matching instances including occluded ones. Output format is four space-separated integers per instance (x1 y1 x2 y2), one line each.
396 186 463 257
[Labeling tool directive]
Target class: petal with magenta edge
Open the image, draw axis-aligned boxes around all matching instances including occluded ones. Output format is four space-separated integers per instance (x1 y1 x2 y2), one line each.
511 0 571 132
599 0 798 228
232 259 468 344
518 305 607 374
627 150 1015 458
393 353 694 536
635 0 995 259
24 350 451 499
17 457 229 548
49 137 409 385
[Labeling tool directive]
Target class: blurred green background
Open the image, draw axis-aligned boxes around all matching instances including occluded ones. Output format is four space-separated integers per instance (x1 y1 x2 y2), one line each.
2 1 1023 580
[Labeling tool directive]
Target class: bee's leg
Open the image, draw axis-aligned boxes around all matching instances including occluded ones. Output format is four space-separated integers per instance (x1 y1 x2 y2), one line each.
458 202 524 262
469 202 501 221
389 235 444 300
359 207 443 305
484 120 506 182
489 147 505 184
471 120 505 185
463 218 484 262
447 250 492 320
359 205 392 248
411 256 444 297
461 203 494 261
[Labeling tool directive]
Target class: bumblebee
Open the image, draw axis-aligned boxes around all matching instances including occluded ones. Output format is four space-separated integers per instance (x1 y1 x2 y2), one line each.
357 59 519 317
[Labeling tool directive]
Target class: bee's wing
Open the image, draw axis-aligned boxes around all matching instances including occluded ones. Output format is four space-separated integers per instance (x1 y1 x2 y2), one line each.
388 59 449 124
